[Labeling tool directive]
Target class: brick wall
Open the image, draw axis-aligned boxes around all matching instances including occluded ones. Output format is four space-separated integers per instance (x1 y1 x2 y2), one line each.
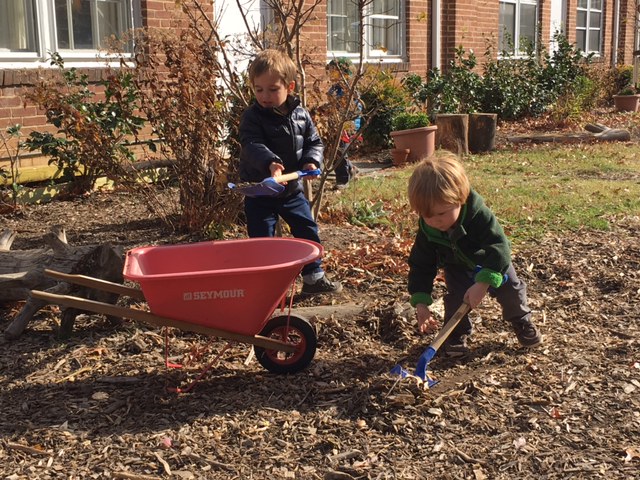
618 0 638 65
0 0 184 165
407 1 430 74
439 0 499 71
2 0 639 164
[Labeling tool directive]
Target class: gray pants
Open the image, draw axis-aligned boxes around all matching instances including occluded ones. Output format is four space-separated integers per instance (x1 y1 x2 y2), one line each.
443 264 531 341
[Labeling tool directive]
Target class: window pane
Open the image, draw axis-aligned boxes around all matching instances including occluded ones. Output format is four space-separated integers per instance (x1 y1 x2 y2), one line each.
55 0 131 51
371 17 399 55
329 0 346 15
590 12 601 29
0 0 37 52
576 11 587 28
72 1 94 49
54 1 69 48
588 30 600 52
55 0 93 49
97 1 124 43
576 30 586 51
328 0 359 53
329 17 348 51
499 2 515 53
577 0 588 8
519 4 536 49
591 0 602 10
372 0 399 17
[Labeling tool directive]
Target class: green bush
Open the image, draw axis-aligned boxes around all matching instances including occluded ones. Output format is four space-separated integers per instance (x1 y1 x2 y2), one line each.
359 68 410 149
392 112 430 130
419 47 483 118
613 65 633 94
412 33 590 122
550 75 597 124
23 53 145 194
540 33 591 101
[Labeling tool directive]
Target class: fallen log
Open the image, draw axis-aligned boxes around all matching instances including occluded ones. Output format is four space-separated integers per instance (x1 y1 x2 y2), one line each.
1 226 124 339
507 124 631 144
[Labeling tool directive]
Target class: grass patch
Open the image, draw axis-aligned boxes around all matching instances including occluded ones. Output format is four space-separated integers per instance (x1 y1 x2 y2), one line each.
326 143 640 243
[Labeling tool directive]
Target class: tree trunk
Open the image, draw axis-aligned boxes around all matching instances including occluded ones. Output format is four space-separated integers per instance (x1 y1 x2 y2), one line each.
435 114 469 155
468 113 497 153
508 125 631 144
1 226 124 339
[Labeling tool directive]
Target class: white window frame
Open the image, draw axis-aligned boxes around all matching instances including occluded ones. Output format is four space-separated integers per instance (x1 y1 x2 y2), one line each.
576 0 603 55
327 0 405 64
498 0 538 58
0 0 139 69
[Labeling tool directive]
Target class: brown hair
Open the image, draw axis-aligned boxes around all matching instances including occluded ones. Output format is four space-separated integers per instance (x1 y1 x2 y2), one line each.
407 151 470 217
248 49 297 87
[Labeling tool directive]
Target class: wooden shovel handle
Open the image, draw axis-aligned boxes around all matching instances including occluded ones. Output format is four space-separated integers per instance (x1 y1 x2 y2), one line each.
276 171 302 183
274 168 321 184
429 302 471 351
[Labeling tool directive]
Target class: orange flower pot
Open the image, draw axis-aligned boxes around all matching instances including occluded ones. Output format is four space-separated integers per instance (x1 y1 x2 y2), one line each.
613 94 640 112
390 125 438 162
390 148 410 166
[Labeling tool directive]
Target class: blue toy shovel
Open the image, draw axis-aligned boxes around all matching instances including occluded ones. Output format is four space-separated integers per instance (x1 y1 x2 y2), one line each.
391 302 471 386
228 169 321 197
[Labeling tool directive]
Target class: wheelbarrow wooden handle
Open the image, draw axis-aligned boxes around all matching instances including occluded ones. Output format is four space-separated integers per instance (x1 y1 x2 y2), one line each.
44 269 145 301
30 290 297 353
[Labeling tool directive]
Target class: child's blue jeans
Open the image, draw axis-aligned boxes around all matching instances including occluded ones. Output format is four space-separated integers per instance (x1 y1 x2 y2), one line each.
244 191 323 277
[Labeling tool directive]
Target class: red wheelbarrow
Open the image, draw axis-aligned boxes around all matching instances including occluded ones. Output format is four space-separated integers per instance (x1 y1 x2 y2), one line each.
30 238 323 392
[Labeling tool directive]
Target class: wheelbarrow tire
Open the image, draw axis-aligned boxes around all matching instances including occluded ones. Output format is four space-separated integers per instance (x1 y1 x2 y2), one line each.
254 315 317 374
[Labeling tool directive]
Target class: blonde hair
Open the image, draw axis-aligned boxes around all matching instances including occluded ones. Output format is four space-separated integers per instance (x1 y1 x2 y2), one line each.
248 49 297 87
407 151 470 217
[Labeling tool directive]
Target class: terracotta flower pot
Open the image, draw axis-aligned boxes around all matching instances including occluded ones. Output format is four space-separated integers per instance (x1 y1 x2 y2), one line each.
613 94 640 112
390 125 438 162
390 148 410 166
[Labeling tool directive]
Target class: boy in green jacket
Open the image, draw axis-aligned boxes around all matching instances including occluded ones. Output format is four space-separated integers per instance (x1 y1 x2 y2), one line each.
407 152 542 356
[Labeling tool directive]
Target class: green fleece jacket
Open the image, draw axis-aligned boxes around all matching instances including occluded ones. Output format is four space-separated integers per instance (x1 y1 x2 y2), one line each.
407 190 511 307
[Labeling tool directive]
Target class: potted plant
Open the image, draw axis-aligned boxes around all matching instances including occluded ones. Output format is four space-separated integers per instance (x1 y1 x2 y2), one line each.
390 111 438 162
613 84 640 112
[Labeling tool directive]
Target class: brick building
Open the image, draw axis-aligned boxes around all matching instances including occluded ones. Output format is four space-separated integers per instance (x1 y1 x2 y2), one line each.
1 0 638 168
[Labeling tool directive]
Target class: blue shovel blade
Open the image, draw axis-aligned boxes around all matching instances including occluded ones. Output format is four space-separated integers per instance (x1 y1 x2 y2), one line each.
415 346 436 381
390 364 412 378
390 356 439 388
227 180 284 197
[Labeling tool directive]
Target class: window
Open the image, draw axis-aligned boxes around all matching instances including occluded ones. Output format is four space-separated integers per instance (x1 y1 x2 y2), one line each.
0 0 136 65
327 0 404 61
576 0 602 54
499 0 538 56
0 0 38 54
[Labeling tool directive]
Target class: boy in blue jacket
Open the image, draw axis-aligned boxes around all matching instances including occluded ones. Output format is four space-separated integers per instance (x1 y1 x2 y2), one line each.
407 152 542 356
239 49 341 295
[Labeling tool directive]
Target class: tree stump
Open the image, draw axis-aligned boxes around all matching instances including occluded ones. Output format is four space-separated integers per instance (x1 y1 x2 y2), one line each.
435 114 469 155
468 113 498 153
1 226 125 339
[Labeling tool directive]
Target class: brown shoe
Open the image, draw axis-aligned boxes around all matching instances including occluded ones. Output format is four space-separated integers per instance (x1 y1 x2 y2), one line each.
513 321 543 347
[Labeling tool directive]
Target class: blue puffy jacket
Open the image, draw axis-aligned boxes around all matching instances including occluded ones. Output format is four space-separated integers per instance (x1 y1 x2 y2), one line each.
239 95 324 197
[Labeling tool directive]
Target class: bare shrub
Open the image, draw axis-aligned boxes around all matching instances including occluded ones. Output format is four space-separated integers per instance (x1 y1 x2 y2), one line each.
129 6 243 234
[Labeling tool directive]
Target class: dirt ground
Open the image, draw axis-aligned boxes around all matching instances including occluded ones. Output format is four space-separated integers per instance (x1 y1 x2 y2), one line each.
1 120 639 479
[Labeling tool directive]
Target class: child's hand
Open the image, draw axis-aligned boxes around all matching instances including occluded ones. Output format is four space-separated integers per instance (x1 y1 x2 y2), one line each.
302 163 319 180
464 282 490 309
270 162 285 177
416 304 438 334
